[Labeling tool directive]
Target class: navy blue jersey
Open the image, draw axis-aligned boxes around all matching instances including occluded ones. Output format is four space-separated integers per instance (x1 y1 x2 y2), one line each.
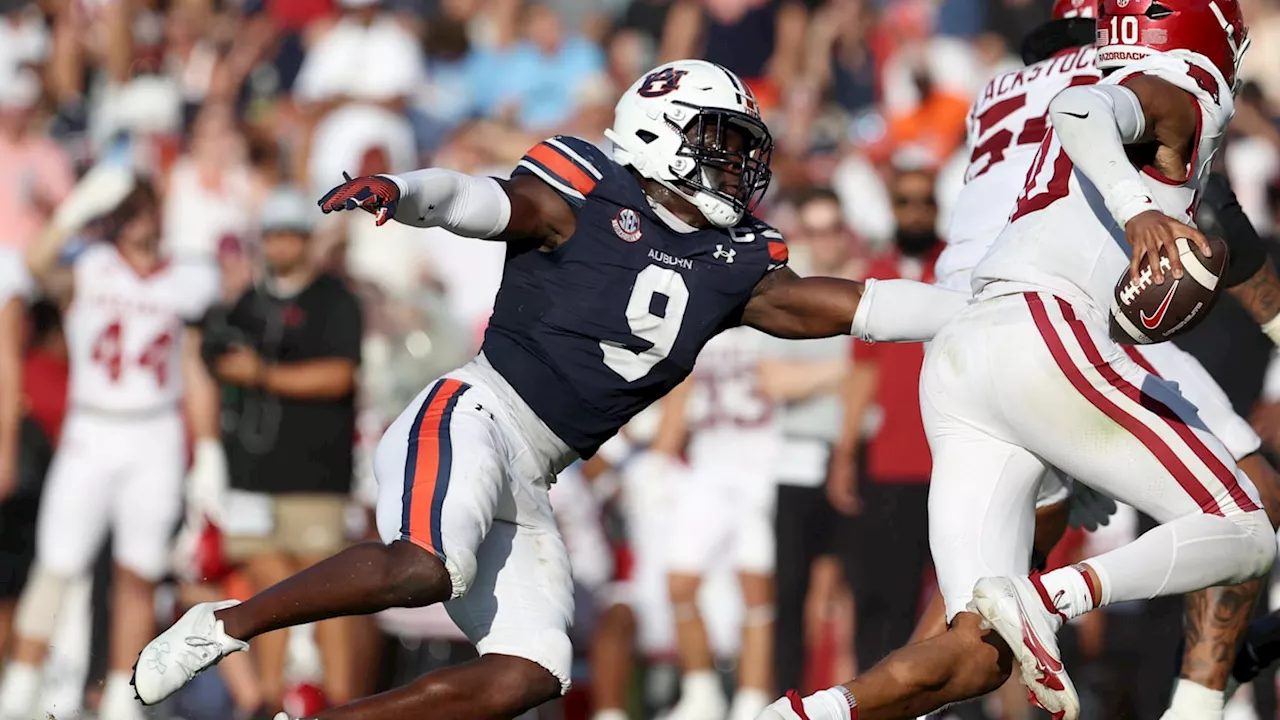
482 135 788 458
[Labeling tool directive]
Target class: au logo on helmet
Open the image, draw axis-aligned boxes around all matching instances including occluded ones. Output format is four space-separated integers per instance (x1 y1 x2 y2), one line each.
637 68 690 98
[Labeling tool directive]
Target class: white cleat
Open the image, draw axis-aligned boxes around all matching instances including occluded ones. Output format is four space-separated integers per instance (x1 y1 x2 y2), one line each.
100 672 147 720
662 694 729 720
131 600 249 705
968 575 1077 720
755 692 811 720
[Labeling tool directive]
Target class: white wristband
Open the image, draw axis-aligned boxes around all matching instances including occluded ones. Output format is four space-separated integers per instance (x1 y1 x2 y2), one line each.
1262 313 1280 347
1109 180 1158 229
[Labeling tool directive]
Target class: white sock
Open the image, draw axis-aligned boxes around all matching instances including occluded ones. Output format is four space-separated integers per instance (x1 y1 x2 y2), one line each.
101 671 141 712
1163 679 1224 720
729 687 770 720
796 688 856 720
0 662 40 717
593 710 630 720
681 670 724 705
1036 565 1099 621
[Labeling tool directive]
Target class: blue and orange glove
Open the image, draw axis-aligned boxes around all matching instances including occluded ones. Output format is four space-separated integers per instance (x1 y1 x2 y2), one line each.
317 172 402 226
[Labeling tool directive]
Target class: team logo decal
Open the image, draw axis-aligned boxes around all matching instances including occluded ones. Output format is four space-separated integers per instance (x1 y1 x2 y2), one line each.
637 68 689 98
612 208 643 242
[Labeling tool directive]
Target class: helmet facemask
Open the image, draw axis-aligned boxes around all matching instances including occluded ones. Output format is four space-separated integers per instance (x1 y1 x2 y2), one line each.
668 102 773 225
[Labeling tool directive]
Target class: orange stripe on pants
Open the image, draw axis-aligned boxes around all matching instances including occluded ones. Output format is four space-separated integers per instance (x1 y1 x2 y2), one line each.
405 378 467 554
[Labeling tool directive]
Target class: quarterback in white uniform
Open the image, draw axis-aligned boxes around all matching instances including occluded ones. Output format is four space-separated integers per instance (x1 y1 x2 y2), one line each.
660 325 781 720
929 0 1280 716
763 0 1279 719
0 167 220 720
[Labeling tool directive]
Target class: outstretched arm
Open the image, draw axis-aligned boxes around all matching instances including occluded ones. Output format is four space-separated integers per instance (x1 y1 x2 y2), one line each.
318 172 576 247
740 267 970 341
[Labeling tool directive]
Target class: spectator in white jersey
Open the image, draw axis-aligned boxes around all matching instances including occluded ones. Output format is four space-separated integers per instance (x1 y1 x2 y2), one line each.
760 188 858 695
1 169 221 720
200 186 363 716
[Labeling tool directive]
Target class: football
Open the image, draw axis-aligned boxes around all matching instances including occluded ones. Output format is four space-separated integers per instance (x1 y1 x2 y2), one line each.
1110 236 1229 345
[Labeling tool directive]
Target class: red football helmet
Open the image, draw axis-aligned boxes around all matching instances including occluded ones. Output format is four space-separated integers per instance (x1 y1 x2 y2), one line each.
1095 0 1249 89
1053 0 1097 20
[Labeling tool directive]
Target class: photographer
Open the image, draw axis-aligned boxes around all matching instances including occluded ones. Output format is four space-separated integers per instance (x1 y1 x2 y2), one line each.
201 186 363 715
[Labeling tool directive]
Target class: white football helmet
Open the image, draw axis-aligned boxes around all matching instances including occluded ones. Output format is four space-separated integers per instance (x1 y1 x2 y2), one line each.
605 59 773 229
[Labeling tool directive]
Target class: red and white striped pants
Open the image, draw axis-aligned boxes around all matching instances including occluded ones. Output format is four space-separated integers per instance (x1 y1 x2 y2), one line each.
922 292 1272 620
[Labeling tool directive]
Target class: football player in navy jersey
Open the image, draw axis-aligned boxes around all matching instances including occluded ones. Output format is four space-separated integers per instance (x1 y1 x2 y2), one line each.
132 59 968 720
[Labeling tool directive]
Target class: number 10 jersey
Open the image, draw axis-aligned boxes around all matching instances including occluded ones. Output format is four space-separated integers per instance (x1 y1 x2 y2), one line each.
972 51 1234 321
482 135 788 459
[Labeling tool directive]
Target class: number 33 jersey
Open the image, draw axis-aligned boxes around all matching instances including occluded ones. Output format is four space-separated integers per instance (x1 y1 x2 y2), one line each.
66 244 219 414
483 135 788 459
972 51 1235 318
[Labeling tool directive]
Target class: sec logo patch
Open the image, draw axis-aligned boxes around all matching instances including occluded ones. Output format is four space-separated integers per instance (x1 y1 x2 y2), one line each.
612 208 643 242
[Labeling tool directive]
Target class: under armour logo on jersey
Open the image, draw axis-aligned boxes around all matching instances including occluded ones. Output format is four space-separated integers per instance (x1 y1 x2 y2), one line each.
713 245 736 263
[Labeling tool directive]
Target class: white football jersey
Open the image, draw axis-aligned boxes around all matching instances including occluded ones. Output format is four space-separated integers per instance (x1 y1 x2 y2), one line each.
972 50 1235 322
935 45 1101 291
66 244 219 413
685 326 779 474
0 248 32 308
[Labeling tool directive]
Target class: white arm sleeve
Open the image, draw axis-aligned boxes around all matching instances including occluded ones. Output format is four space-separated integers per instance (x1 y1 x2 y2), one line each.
848 278 972 342
385 169 512 239
1049 84 1155 228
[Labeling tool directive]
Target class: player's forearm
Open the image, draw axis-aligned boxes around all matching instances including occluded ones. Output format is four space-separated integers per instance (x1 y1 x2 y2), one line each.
1230 262 1280 340
386 169 511 238
261 359 357 400
0 301 22 472
1201 172 1270 288
183 342 220 441
1048 84 1155 227
834 364 877 454
849 278 970 342
757 358 845 401
650 380 691 457
26 223 72 286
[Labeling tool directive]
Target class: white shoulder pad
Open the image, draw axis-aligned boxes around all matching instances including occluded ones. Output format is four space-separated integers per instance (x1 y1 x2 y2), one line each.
1102 50 1234 130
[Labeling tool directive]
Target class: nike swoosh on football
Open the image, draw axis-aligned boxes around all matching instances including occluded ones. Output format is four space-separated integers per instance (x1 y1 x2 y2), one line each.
1061 111 1089 119
1139 279 1180 330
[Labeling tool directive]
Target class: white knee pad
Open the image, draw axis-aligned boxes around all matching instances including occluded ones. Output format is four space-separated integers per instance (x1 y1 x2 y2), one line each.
14 566 71 640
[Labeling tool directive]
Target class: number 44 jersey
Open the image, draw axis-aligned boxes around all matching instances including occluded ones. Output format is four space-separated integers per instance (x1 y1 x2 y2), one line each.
66 244 219 414
483 135 789 459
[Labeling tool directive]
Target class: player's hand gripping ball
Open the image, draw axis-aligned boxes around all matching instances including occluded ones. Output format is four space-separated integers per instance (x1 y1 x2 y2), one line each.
317 172 402 226
1110 234 1228 345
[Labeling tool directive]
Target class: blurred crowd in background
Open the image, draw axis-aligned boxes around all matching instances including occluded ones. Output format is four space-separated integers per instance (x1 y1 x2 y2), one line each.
6 0 1280 718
